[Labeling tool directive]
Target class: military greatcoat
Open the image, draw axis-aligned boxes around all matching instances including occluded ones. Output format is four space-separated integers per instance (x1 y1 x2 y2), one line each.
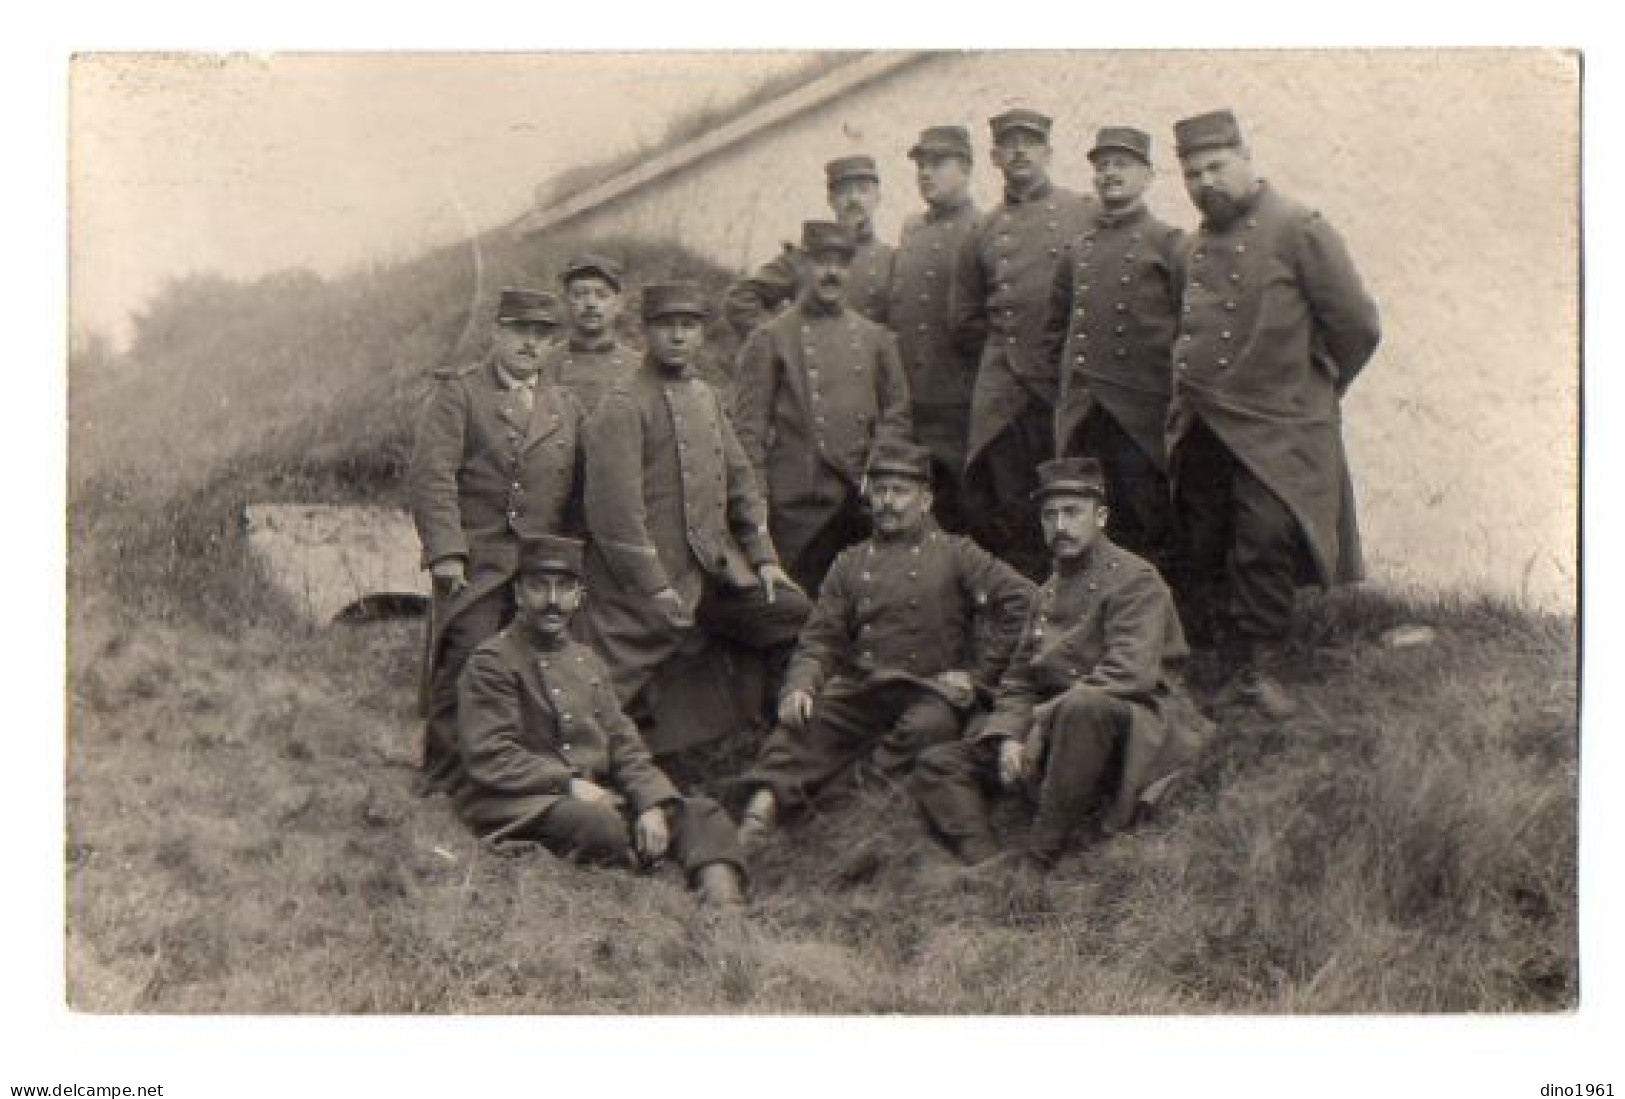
538 336 641 416
845 235 896 327
887 197 983 484
732 297 912 589
1168 181 1381 586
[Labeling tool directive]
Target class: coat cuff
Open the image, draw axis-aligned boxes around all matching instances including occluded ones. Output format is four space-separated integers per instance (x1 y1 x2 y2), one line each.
598 539 671 596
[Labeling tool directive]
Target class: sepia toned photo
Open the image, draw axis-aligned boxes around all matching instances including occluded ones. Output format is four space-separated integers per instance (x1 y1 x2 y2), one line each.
64 49 1579 1023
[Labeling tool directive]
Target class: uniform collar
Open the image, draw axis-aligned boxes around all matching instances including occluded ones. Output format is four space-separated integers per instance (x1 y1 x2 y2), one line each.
1052 536 1109 579
871 514 939 547
646 352 694 382
567 333 618 353
493 356 539 391
1003 176 1054 206
798 294 846 319
924 194 974 224
515 617 572 652
1095 202 1148 230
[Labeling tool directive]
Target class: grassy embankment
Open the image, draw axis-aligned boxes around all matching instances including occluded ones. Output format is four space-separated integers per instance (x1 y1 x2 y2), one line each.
67 218 1577 1013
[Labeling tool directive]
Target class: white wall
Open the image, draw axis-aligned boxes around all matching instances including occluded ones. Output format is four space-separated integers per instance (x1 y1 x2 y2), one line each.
536 50 1579 609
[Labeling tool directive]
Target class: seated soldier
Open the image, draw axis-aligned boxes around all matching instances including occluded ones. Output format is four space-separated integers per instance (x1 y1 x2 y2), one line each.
911 458 1212 872
455 534 748 909
733 438 1035 848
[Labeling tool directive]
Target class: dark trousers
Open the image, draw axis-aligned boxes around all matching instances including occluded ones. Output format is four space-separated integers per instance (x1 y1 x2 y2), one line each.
742 679 964 809
912 688 1130 864
1072 406 1180 587
1172 417 1302 647
914 402 971 534
528 795 745 881
964 399 1055 580
423 582 515 791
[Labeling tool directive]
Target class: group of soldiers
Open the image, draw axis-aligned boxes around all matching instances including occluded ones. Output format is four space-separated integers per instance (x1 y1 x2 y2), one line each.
407 105 1381 910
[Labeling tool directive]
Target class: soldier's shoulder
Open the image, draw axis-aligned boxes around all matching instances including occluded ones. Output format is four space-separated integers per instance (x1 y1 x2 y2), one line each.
563 639 616 680
1101 540 1168 587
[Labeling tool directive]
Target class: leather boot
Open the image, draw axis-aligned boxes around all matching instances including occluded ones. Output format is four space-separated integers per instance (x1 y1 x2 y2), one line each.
737 789 778 851
695 861 747 910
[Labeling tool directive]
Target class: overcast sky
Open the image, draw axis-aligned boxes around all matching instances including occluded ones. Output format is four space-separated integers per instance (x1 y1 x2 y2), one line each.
69 52 816 347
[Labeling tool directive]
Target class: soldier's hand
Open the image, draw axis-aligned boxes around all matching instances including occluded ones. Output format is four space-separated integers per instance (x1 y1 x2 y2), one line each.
430 558 468 598
777 689 815 730
652 587 694 628
634 805 672 862
997 738 1026 790
755 563 801 605
934 670 977 709
568 778 618 806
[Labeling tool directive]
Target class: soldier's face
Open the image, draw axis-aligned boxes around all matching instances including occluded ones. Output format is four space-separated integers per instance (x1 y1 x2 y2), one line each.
566 276 621 337
647 314 705 371
866 474 933 536
829 178 880 231
516 572 585 637
494 321 555 376
805 250 852 306
1042 495 1107 562
915 153 971 206
1180 145 1257 225
1091 151 1152 209
991 130 1052 187
724 287 767 336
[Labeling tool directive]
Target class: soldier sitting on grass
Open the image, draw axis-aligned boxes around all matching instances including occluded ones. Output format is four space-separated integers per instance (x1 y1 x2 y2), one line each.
455 534 749 910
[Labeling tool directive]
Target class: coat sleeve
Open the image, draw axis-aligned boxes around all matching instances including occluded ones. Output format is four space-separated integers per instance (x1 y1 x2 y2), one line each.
954 539 1038 696
781 550 854 698
1043 239 1076 372
584 389 671 596
874 329 913 441
457 649 576 796
407 376 470 568
731 327 777 477
1077 565 1172 697
1294 212 1381 394
977 603 1041 743
948 223 989 359
717 388 778 568
598 671 680 814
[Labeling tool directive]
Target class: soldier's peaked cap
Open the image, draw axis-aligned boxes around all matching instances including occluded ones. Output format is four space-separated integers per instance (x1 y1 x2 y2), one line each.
518 534 585 579
989 108 1053 141
825 155 880 186
1174 109 1245 157
1032 457 1107 502
641 281 708 321
496 287 563 327
801 220 857 256
560 253 625 291
865 437 934 483
1089 126 1153 165
909 125 974 161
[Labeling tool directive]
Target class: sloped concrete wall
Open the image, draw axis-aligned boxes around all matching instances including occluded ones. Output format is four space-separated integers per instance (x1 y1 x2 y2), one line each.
533 51 1578 608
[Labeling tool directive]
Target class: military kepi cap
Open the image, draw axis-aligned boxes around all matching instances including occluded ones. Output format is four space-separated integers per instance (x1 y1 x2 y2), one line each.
1032 457 1107 502
1174 109 1245 157
865 436 934 483
989 108 1053 142
496 287 563 327
825 155 880 187
1089 126 1152 165
801 220 857 257
908 124 973 162
518 534 585 579
560 253 625 291
641 281 708 322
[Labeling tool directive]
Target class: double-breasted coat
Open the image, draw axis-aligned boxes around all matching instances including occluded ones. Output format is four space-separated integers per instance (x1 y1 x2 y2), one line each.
538 336 641 416
845 236 896 327
1168 182 1381 585
732 297 912 581
973 537 1210 832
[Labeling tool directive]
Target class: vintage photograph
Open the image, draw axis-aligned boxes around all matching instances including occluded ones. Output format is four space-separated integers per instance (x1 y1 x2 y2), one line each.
64 48 1579 1026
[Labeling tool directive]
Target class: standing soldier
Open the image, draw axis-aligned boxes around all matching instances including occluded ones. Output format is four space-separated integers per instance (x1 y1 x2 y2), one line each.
911 458 1211 872
1047 126 1185 584
734 438 1035 849
887 124 984 529
733 221 913 594
1167 109 1381 716
455 534 749 910
538 253 641 415
825 155 894 325
954 109 1097 578
408 287 581 794
582 281 811 722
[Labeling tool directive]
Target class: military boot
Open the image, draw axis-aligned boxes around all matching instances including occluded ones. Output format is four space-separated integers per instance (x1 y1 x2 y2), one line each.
737 789 778 851
695 861 748 910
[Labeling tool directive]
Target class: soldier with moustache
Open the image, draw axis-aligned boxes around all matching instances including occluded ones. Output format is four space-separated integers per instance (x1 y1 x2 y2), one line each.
581 281 811 723
824 155 894 326
538 253 642 415
454 534 749 910
408 287 581 793
732 221 913 594
911 458 1211 872
1046 126 1185 585
886 124 984 530
1167 110 1380 717
733 438 1035 849
953 109 1097 578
